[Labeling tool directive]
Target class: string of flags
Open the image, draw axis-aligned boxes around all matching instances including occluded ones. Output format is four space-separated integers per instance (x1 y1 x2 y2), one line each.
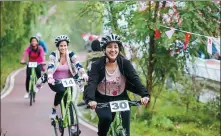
154 25 220 55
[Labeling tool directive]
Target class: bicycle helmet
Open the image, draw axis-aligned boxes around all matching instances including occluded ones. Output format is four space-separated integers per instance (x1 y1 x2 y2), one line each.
100 33 123 50
35 32 42 38
55 35 70 47
30 36 39 43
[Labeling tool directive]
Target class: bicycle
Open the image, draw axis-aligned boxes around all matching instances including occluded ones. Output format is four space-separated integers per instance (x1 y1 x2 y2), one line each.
51 78 83 136
21 62 45 106
21 62 38 106
96 100 141 136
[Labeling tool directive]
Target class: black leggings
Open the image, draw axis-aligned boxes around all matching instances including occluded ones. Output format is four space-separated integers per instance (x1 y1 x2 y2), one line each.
48 83 71 106
25 65 42 92
95 106 130 136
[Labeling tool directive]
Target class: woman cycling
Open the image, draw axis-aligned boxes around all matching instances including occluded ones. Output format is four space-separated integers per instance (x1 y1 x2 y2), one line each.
47 35 88 119
20 36 45 99
84 33 150 136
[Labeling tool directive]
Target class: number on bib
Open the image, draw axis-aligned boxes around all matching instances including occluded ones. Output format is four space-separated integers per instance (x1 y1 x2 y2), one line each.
61 78 75 87
109 100 130 112
28 62 37 68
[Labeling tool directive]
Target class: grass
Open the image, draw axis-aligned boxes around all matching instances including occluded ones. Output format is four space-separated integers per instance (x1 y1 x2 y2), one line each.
1 50 25 91
81 90 220 136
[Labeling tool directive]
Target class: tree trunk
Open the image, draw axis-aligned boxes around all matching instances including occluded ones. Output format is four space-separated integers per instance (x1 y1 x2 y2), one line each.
147 2 159 95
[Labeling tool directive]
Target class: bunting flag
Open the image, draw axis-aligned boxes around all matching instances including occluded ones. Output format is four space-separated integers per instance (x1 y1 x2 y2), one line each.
183 33 191 50
165 28 175 39
154 29 161 39
207 37 213 54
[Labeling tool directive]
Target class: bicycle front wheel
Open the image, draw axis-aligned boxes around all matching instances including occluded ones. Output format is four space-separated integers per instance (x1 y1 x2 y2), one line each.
51 119 58 136
30 92 33 106
119 129 126 136
68 103 80 136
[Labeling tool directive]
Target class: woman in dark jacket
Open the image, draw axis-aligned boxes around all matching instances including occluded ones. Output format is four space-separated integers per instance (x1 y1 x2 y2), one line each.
84 33 150 136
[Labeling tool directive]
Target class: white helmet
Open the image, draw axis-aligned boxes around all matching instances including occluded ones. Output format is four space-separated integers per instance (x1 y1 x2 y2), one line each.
55 35 70 47
100 33 122 50
35 32 42 38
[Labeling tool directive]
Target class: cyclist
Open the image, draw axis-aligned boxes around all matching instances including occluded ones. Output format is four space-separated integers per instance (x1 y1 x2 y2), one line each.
84 33 150 136
46 35 88 126
35 32 48 54
20 36 45 99
77 39 103 107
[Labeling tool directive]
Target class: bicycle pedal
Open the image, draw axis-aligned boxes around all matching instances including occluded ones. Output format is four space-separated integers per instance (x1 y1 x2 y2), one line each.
51 120 56 126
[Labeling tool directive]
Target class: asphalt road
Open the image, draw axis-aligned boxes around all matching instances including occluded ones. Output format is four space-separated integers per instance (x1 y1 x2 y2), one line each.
1 52 98 136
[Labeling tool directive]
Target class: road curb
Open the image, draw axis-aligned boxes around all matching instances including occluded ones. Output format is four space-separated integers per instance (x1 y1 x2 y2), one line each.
1 67 25 99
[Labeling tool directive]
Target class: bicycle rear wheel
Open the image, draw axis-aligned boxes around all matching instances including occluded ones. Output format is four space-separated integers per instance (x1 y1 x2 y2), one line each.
68 103 80 136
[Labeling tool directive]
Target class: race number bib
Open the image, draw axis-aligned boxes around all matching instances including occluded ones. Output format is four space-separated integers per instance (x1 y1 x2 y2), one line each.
109 100 130 112
61 78 75 87
28 62 37 68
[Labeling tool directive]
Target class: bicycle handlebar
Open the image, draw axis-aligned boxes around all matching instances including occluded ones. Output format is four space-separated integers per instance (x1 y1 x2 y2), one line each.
54 78 85 85
96 100 141 109
20 62 46 65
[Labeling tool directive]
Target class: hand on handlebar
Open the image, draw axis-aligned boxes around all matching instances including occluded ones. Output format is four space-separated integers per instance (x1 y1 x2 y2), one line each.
88 101 97 110
48 77 55 85
20 60 26 64
141 97 149 105
82 74 88 82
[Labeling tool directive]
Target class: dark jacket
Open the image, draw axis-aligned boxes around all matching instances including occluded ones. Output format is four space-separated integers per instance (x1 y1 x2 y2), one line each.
83 55 150 103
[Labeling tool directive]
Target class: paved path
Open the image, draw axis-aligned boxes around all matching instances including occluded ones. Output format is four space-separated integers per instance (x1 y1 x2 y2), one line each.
1 52 98 136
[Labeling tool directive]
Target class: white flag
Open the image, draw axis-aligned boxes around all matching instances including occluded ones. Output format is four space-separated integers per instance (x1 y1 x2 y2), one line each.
207 37 213 54
165 28 175 39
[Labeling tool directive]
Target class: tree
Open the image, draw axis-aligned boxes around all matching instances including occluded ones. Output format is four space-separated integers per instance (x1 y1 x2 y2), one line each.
77 1 220 110
0 1 44 89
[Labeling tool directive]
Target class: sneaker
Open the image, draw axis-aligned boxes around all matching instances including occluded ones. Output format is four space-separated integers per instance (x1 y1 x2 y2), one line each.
50 108 57 119
24 93 29 99
71 125 81 135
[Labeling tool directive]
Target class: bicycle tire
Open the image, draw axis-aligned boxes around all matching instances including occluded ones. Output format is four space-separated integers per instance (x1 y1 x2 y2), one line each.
30 92 32 106
58 118 64 136
68 103 80 136
119 129 126 136
33 92 36 103
51 119 58 136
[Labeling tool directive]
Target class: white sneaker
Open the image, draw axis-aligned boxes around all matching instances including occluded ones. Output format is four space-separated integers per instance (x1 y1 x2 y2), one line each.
24 93 29 99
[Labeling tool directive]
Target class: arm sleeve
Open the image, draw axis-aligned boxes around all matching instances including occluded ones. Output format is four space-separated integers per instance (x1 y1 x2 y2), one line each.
124 59 150 98
69 52 87 76
47 52 56 78
83 62 99 103
21 46 30 61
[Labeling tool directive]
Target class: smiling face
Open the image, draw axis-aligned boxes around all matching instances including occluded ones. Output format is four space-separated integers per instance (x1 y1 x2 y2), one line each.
58 41 68 54
105 42 120 62
30 38 38 49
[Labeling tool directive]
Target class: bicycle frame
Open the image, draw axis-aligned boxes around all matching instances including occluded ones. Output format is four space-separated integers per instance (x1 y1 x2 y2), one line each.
96 100 141 136
108 112 125 136
29 67 37 92
60 87 73 128
28 64 38 106
52 78 82 136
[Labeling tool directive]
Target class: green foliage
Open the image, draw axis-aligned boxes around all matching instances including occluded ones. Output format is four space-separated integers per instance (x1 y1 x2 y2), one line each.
0 1 44 89
31 1 103 52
